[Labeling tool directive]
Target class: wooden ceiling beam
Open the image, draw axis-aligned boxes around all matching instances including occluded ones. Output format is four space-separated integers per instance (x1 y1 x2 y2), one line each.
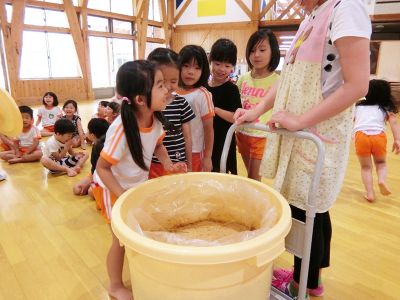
159 0 170 46
174 0 191 24
234 0 252 20
260 0 276 20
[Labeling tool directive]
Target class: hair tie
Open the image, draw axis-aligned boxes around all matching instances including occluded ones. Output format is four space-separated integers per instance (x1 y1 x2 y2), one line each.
121 97 131 104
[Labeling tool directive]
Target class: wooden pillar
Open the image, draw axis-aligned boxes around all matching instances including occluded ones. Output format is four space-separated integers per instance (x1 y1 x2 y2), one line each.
64 0 94 100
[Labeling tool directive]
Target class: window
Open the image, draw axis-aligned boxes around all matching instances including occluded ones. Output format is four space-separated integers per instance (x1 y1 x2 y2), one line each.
89 37 134 88
88 0 133 16
147 26 164 39
20 31 82 79
24 7 69 28
87 16 109 32
5 5 12 23
149 0 161 21
113 20 132 35
145 42 165 59
0 40 6 89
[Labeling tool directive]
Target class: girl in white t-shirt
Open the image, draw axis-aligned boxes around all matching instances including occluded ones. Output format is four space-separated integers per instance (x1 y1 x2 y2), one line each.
354 79 400 202
35 92 62 137
176 45 214 172
93 60 186 300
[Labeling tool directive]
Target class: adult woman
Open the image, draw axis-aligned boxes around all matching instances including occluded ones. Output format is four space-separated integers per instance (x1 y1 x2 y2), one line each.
234 0 371 297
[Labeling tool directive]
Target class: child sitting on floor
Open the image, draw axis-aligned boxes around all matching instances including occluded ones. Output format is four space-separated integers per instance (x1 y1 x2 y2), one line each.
41 118 88 177
0 106 43 164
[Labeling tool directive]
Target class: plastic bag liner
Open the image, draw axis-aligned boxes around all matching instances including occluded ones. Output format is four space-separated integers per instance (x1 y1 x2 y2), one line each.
126 177 278 246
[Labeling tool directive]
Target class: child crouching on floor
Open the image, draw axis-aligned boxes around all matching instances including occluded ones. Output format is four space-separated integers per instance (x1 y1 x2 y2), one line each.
73 118 109 197
41 118 88 177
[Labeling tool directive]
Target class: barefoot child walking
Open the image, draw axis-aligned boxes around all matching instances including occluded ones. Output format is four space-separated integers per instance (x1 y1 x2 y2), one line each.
353 79 400 201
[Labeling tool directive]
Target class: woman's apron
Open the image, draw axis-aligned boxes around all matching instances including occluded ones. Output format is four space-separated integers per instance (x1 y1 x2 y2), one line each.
260 0 353 213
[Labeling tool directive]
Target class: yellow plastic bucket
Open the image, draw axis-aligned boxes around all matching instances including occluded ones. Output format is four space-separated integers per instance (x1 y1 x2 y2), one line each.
111 173 291 300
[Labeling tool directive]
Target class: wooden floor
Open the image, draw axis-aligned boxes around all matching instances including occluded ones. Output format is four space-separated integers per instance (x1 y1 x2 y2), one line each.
0 101 399 300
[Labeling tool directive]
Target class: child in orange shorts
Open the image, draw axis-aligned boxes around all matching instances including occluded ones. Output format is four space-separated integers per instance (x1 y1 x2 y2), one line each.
235 29 280 181
353 79 400 202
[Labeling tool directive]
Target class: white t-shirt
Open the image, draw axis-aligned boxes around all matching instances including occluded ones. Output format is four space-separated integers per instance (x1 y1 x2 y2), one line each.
353 105 386 135
43 135 65 158
176 87 214 153
93 115 165 190
37 106 62 127
308 0 372 98
17 126 41 148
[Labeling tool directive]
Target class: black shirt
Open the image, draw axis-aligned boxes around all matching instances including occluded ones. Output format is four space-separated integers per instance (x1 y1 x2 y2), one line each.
206 81 242 173
91 136 105 174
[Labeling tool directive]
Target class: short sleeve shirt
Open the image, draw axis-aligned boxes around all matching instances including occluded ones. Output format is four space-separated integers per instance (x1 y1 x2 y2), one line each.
152 94 195 163
43 135 65 158
176 87 214 153
38 106 62 127
18 126 41 148
313 0 371 98
94 115 165 190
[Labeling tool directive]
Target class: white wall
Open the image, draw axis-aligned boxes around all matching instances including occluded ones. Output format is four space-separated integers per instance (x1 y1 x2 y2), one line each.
377 41 400 82
363 0 400 15
176 0 252 25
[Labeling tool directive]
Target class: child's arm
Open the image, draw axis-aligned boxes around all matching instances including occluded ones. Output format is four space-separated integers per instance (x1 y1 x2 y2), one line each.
182 122 192 172
76 119 87 149
52 140 73 160
388 113 400 154
96 157 125 197
67 142 77 156
12 139 20 155
214 107 235 123
35 115 42 126
154 143 173 170
202 118 214 172
154 143 187 174
234 83 278 124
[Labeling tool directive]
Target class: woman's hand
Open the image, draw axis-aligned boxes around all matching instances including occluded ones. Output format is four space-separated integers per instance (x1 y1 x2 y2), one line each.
267 110 305 132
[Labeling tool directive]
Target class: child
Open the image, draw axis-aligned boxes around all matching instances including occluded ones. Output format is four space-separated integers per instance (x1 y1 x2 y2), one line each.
206 38 242 173
176 45 214 172
234 0 371 297
73 118 109 197
92 60 186 300
147 48 195 178
353 79 400 202
0 106 42 164
106 101 120 124
41 118 88 177
36 92 62 137
62 99 86 149
92 100 109 119
236 29 280 181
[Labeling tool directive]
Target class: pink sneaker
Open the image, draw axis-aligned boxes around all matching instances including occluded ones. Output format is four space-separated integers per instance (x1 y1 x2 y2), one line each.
309 282 324 297
272 268 324 297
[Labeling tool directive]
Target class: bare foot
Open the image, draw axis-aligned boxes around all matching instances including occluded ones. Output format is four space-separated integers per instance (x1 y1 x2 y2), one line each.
66 168 78 177
378 182 391 196
108 286 133 300
363 194 375 202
